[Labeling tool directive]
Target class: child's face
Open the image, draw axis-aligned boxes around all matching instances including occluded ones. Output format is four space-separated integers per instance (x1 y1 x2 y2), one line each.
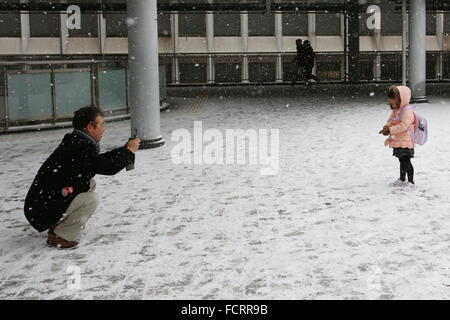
389 98 396 110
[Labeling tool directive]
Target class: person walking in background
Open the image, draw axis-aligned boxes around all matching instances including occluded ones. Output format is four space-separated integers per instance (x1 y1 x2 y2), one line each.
302 40 320 86
291 39 305 85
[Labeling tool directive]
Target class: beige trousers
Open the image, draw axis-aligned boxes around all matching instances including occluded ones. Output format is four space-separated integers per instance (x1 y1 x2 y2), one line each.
54 179 100 242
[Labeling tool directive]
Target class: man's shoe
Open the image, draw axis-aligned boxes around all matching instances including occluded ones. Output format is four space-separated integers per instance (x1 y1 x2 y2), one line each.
47 233 79 249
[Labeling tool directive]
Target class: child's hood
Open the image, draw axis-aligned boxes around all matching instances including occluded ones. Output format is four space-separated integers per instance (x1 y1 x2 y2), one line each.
397 86 412 109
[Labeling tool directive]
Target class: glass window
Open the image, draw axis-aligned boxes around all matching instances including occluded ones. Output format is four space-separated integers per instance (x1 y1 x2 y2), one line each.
282 13 308 36
316 58 342 81
158 13 171 37
249 62 276 82
0 13 21 37
282 55 300 82
105 13 127 37
359 12 373 36
99 69 127 111
359 55 375 81
7 73 53 122
68 14 98 37
214 13 241 37
426 53 437 80
179 63 207 83
380 2 402 36
445 13 450 35
443 54 450 79
381 54 402 80
30 13 60 37
426 13 436 36
55 71 92 119
249 14 274 36
179 14 206 37
215 62 241 82
0 70 5 127
316 13 341 36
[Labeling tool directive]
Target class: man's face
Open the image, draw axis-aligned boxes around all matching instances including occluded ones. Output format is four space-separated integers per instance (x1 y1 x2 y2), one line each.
86 115 105 142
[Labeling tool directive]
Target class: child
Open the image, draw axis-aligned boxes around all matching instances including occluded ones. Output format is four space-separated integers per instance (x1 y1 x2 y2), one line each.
378 85 416 188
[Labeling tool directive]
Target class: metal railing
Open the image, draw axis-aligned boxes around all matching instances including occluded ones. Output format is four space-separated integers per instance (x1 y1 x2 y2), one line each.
1 51 448 132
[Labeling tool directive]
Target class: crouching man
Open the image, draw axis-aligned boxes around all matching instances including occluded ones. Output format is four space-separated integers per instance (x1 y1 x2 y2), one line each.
24 106 141 249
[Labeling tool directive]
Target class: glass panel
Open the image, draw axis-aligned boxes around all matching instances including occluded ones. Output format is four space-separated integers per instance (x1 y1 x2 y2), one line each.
99 69 127 111
179 63 207 83
68 14 98 37
282 13 308 36
359 12 373 36
179 14 206 37
55 71 92 119
426 53 437 80
248 13 274 36
381 2 402 36
443 54 450 79
7 73 53 122
105 13 127 37
249 62 276 82
214 13 241 36
0 13 21 37
426 13 436 35
215 62 241 82
445 13 450 35
316 13 341 36
381 54 402 81
359 55 375 81
30 13 60 37
0 70 5 127
316 60 341 81
158 13 171 37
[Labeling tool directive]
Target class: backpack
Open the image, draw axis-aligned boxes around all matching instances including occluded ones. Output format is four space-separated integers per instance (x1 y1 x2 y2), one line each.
399 105 428 145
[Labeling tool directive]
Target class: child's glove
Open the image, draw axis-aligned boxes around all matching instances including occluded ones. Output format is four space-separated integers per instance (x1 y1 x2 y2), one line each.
378 126 390 136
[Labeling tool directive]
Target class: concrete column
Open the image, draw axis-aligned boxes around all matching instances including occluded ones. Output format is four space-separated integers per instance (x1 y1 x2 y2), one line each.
60 13 69 54
98 13 106 54
206 11 214 84
241 12 249 83
308 12 317 76
20 10 30 53
128 0 164 149
408 0 428 103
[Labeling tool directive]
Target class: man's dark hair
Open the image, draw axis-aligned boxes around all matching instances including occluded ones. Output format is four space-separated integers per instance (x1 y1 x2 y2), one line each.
72 106 104 131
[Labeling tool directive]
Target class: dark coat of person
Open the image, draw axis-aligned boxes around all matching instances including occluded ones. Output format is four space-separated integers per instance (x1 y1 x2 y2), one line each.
293 41 305 67
24 130 135 232
303 43 316 68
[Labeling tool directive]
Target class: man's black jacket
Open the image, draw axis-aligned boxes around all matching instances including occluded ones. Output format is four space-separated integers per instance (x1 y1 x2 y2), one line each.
24 130 135 232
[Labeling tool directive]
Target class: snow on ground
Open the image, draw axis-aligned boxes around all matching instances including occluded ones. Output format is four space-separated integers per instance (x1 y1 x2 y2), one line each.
0 84 450 300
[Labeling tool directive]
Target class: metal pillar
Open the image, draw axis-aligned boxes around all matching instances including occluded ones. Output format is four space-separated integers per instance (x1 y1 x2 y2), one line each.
241 11 249 83
408 0 428 103
275 11 283 82
206 11 214 84
128 0 165 148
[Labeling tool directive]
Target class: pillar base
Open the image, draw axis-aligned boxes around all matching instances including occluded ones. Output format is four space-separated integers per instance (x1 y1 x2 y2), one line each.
139 136 165 149
411 96 429 104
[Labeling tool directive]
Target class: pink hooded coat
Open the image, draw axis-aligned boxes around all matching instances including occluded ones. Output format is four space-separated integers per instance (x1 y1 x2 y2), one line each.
384 86 415 149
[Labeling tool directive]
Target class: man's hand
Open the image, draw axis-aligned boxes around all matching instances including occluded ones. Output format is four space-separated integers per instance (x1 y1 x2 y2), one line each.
126 138 141 153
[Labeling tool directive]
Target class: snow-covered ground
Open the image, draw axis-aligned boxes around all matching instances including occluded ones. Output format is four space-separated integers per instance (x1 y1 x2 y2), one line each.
1 84 449 299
